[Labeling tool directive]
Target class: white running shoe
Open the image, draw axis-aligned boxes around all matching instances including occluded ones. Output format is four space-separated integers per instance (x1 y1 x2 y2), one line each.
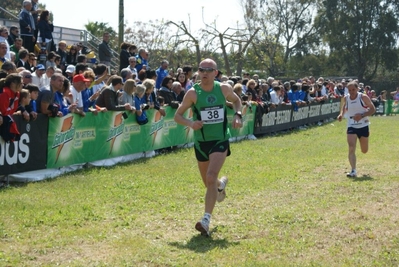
195 217 210 236
347 170 357 177
217 176 228 202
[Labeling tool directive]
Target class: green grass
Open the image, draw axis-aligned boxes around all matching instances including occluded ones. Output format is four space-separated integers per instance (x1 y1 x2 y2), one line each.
1 116 399 266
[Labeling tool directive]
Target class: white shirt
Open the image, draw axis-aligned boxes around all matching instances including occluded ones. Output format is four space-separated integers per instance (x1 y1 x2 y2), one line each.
31 71 44 89
42 74 51 88
270 90 280 105
70 85 83 108
345 92 370 128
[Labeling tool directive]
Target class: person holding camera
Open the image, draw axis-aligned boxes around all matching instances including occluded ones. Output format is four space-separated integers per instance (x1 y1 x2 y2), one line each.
174 58 243 236
36 73 71 117
95 75 135 112
133 84 150 125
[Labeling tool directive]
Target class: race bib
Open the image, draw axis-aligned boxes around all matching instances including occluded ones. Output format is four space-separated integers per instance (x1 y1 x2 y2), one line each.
200 105 224 124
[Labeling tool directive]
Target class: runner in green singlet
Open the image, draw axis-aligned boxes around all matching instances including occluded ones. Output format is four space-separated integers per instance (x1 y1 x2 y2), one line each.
174 58 243 236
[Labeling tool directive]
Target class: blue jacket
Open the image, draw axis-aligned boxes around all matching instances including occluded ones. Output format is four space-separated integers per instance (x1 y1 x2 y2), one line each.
155 67 168 89
37 20 54 42
19 10 35 37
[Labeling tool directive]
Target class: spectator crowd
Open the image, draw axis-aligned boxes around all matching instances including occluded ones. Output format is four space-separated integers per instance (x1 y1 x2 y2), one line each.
0 0 398 144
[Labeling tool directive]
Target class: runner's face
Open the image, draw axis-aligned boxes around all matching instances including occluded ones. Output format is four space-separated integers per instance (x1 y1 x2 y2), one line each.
198 64 216 81
348 84 358 96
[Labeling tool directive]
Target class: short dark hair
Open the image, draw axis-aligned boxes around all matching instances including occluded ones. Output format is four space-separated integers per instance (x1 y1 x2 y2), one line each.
25 83 39 93
77 54 86 63
110 76 123 86
75 63 88 74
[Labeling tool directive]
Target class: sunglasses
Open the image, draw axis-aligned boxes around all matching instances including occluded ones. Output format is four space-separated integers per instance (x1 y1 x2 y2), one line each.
24 75 32 78
198 67 214 73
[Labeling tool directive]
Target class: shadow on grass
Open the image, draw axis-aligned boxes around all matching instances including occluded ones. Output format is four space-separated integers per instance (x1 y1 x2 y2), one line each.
348 174 374 182
168 227 240 253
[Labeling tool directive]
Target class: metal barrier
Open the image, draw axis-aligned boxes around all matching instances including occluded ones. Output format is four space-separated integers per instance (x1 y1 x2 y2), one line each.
0 11 120 71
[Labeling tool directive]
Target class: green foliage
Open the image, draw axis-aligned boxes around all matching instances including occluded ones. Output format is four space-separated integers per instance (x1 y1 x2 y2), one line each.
315 0 399 81
1 116 399 265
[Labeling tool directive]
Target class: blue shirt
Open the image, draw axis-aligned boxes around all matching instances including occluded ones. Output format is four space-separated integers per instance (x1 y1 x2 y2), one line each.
81 88 96 112
134 95 147 123
155 67 168 89
135 55 148 73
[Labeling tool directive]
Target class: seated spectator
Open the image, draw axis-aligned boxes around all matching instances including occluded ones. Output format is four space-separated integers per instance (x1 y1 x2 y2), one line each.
25 83 39 119
0 27 11 61
66 45 78 65
9 38 22 62
45 51 57 69
28 52 37 71
77 54 87 64
16 48 31 70
95 75 134 112
65 64 75 82
0 73 23 142
19 69 33 87
120 67 133 83
1 61 17 75
118 79 136 115
7 26 19 46
0 42 9 70
74 63 88 75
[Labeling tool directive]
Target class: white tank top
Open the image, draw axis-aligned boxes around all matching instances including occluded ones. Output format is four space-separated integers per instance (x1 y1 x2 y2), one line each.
345 92 370 128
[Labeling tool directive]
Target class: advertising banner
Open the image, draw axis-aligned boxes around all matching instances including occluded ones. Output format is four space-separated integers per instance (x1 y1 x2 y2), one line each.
47 107 256 169
0 115 48 175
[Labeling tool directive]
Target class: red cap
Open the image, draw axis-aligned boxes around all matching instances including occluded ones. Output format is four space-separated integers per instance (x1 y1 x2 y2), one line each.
73 74 90 83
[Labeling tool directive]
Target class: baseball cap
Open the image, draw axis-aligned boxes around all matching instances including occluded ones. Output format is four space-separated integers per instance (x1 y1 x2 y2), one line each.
73 74 90 83
36 64 45 70
66 65 75 74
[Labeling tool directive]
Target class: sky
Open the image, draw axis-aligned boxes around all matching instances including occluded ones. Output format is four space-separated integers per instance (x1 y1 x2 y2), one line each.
39 0 245 33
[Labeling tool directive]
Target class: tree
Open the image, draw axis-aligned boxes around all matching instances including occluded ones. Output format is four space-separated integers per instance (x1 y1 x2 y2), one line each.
315 0 399 81
0 0 46 19
242 0 319 76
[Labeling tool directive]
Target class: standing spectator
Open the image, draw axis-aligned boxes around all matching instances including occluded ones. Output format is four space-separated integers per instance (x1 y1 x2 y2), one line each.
7 26 19 46
56 41 68 73
0 26 11 61
135 48 149 73
390 87 399 100
127 56 138 80
25 83 39 118
37 10 54 53
157 76 175 105
0 74 23 142
95 76 134 111
155 59 169 89
30 0 40 43
41 66 55 89
66 45 78 66
98 32 112 66
182 65 194 90
119 42 131 72
19 0 36 53
118 79 137 114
